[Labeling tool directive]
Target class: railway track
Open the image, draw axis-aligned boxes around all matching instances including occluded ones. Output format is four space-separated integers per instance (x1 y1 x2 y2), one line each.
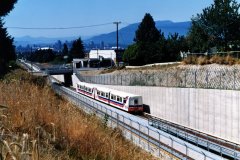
145 113 240 159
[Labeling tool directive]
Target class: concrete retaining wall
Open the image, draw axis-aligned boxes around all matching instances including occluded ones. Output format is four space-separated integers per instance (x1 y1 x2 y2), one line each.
71 74 240 143
52 75 65 83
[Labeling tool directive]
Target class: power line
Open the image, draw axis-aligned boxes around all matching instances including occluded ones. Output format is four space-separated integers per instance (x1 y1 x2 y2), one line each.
7 22 113 30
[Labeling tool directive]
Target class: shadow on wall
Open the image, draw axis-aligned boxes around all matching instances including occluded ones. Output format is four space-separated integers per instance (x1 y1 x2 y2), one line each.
143 104 150 114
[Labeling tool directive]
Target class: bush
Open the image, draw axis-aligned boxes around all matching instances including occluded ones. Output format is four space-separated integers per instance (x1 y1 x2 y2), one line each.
197 56 209 65
225 55 236 65
209 55 225 64
182 56 198 65
183 55 240 65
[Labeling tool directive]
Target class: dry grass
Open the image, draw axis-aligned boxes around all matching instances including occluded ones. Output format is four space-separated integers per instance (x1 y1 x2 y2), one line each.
0 69 155 160
197 56 209 65
183 55 240 65
182 56 198 65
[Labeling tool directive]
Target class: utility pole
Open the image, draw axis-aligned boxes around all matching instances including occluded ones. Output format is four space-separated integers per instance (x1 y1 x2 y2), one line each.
31 47 33 74
97 49 99 70
113 21 121 67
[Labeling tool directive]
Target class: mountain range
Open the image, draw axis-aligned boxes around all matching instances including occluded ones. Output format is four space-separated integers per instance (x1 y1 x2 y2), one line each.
14 20 191 47
85 20 191 45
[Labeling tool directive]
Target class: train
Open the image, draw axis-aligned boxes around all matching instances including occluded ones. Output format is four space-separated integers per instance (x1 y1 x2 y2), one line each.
76 81 143 113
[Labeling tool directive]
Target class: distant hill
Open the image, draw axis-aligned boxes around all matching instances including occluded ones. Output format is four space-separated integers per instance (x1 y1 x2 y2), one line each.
14 20 191 47
85 20 191 45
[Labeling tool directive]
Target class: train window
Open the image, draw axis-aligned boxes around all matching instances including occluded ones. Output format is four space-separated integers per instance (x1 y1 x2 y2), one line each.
111 95 113 99
97 91 100 95
106 93 109 98
134 99 138 105
111 95 116 100
101 92 106 97
117 96 120 101
119 97 122 102
123 99 126 103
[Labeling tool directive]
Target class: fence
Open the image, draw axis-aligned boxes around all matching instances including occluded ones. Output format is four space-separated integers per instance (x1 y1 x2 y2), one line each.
51 82 224 160
78 68 240 90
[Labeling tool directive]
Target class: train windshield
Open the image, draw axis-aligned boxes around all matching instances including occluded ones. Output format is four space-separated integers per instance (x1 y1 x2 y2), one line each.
134 99 138 105
129 97 142 106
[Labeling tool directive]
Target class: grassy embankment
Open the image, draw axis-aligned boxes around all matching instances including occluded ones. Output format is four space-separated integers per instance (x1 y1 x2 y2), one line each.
0 69 155 160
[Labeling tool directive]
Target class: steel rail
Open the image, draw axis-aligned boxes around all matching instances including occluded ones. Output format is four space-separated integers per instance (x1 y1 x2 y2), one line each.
146 113 240 159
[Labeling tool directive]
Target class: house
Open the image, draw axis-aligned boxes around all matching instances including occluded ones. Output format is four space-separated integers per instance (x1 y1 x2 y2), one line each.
73 49 125 69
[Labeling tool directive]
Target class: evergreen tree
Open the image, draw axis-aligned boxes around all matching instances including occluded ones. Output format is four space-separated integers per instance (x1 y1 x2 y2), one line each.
69 37 85 59
134 13 160 43
0 0 17 16
0 0 18 75
188 0 240 52
124 13 162 65
62 43 68 56
165 33 188 61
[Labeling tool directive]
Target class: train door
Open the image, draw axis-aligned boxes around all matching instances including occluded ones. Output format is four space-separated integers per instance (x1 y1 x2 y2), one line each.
93 88 96 99
106 92 110 104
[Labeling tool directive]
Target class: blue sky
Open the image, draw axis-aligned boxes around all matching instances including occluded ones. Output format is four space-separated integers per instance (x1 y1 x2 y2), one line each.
4 0 236 38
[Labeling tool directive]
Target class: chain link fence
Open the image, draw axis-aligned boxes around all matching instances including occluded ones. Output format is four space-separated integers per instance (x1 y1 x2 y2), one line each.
78 68 240 90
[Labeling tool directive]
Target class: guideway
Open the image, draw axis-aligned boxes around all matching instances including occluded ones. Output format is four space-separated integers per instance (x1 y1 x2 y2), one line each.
147 114 240 159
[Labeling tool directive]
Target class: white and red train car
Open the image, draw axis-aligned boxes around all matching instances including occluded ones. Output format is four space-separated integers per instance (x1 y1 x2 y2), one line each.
76 82 143 113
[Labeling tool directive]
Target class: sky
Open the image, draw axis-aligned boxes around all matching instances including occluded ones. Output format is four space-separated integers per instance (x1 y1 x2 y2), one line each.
4 0 236 38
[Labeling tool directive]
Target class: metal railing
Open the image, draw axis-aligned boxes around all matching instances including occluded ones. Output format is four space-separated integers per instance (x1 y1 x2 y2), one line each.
51 82 224 160
147 114 240 159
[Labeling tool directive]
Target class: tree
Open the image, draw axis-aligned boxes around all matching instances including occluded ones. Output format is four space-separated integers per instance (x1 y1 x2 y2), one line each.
187 0 240 52
134 13 160 43
54 40 62 51
164 33 188 61
0 0 18 75
62 43 68 56
123 44 141 65
28 49 55 63
123 13 163 65
0 20 15 62
0 0 17 16
69 37 85 59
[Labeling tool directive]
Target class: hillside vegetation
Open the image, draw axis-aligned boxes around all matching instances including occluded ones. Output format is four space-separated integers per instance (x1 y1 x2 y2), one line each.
0 69 154 160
